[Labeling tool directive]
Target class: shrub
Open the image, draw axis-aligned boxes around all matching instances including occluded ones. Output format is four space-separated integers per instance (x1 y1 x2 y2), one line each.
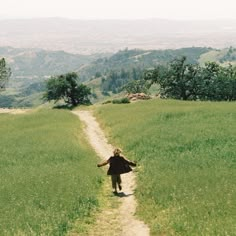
102 100 112 104
112 97 130 104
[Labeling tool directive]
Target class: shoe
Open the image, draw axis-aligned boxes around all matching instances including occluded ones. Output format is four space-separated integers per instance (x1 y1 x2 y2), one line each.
113 190 118 195
118 184 122 191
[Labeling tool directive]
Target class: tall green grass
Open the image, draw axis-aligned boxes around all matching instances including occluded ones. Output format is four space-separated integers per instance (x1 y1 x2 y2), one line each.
95 99 236 235
0 109 103 235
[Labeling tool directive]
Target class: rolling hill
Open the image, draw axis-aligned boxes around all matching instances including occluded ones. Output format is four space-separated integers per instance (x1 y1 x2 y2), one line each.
1 46 236 107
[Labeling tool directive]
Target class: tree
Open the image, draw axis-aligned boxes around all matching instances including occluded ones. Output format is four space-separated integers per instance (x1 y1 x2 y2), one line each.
145 57 200 100
197 62 236 101
43 72 91 106
213 63 236 101
198 62 220 100
123 79 151 94
0 58 11 91
144 57 236 101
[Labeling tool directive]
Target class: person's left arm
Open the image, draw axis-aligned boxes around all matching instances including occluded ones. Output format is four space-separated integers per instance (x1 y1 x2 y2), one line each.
123 156 137 167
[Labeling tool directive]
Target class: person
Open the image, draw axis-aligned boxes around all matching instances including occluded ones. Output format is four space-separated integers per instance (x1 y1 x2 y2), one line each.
97 148 136 194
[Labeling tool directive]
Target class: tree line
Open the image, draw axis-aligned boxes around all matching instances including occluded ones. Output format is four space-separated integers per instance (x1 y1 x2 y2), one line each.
2 54 236 107
144 56 236 101
101 67 144 94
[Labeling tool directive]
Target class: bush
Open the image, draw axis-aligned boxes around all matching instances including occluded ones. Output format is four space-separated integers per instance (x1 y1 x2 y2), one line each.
102 100 112 104
112 97 130 104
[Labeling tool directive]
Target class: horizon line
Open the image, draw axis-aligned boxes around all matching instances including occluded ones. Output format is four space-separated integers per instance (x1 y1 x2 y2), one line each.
1 16 236 21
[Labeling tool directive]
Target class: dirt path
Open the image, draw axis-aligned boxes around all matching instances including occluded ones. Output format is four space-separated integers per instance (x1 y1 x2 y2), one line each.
72 110 150 236
0 108 29 114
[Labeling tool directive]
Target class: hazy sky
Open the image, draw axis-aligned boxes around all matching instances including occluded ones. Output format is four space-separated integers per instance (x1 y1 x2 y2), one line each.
1 0 236 20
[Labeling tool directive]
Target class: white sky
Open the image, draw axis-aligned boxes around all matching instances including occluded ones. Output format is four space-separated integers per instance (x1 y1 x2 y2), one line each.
1 0 236 20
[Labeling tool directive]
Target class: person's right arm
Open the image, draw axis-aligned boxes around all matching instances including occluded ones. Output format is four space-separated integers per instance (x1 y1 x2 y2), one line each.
97 159 109 167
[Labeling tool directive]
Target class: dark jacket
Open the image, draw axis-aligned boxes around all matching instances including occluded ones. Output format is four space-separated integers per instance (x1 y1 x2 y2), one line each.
107 155 136 175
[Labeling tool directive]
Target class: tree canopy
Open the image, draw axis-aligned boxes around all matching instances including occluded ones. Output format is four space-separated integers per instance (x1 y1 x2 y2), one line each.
0 58 11 91
123 79 151 94
43 72 91 106
145 56 236 101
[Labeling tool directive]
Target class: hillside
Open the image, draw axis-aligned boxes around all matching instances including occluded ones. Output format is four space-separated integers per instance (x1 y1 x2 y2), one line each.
0 47 107 107
94 99 236 235
199 46 236 66
0 109 103 235
0 47 105 78
83 46 236 98
1 100 235 235
1 46 236 107
80 47 211 79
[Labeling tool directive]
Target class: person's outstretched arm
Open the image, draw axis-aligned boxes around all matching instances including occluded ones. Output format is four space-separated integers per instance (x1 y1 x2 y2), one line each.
97 159 109 167
123 156 136 166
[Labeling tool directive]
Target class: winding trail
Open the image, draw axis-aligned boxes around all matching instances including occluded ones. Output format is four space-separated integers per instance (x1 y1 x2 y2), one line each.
72 110 150 236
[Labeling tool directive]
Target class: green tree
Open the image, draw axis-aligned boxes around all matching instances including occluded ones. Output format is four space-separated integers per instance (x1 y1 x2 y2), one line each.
197 62 236 101
123 79 151 94
198 62 220 100
0 58 11 91
44 72 91 106
145 57 236 101
213 64 236 101
145 57 200 100
166 56 203 100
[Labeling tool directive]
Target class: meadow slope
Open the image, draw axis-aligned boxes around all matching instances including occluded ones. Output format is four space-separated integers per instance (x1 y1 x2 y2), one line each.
0 109 103 235
94 99 236 235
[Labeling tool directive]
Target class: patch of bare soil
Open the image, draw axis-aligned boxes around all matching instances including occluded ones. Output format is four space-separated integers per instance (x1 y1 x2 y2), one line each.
0 108 30 114
72 110 150 236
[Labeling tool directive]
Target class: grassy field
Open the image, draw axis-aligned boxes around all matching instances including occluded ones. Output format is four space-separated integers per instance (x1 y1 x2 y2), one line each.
0 109 103 235
94 99 236 235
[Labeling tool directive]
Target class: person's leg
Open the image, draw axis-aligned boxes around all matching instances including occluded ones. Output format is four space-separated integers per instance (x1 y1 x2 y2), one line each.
111 175 118 193
117 175 122 191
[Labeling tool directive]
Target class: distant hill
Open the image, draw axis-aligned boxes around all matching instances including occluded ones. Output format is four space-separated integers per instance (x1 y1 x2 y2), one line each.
0 18 236 54
83 46 236 100
80 47 211 76
0 47 105 78
1 46 236 108
2 46 211 83
199 47 236 66
0 46 106 107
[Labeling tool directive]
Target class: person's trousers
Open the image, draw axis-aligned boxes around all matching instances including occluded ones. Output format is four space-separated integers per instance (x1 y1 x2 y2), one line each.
111 174 121 189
